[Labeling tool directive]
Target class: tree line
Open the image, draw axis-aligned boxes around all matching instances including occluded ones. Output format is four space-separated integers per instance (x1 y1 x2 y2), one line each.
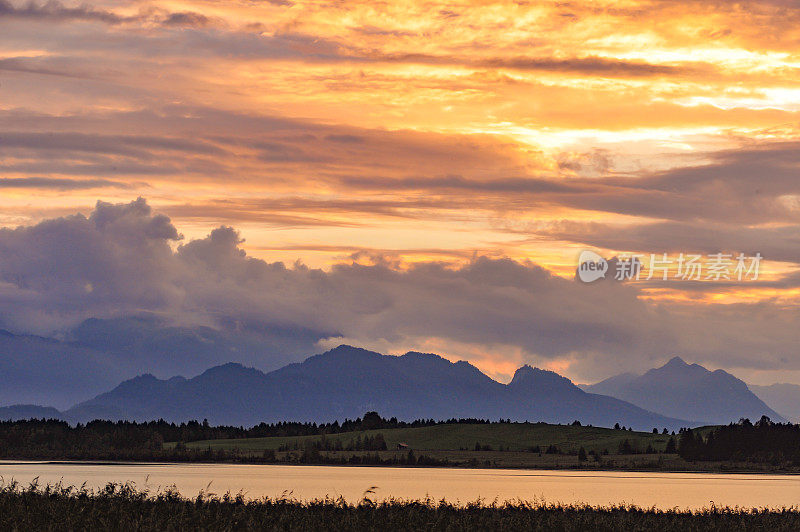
678 416 800 464
0 413 540 461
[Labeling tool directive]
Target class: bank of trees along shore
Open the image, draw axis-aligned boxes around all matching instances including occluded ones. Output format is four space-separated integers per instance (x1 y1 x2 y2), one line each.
0 413 509 462
0 412 475 453
678 416 800 464
4 413 799 468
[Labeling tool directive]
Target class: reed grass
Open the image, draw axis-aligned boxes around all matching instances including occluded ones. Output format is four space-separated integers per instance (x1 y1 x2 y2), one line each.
1 479 799 531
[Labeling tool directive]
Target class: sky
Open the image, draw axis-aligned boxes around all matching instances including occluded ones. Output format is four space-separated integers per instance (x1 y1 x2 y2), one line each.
1 0 800 385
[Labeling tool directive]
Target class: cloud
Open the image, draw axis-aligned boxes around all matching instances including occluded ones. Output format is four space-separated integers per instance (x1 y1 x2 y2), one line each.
1 0 799 390
0 1 214 28
0 131 228 157
0 2 715 80
0 198 183 333
162 12 211 28
375 53 709 78
0 56 92 78
536 220 800 264
340 174 582 194
341 140 800 229
0 177 136 189
0 105 535 184
0 0 129 24
1 199 799 384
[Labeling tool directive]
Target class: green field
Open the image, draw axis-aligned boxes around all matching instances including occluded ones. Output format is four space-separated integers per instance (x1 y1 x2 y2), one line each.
161 422 735 471
171 422 677 454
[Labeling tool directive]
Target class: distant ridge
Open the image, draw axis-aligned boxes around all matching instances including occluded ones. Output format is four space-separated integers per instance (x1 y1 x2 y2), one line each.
0 317 324 410
749 383 800 423
48 345 690 430
0 404 63 421
583 356 784 424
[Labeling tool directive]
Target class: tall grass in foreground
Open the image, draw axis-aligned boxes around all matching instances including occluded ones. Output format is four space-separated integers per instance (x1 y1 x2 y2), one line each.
1 480 799 531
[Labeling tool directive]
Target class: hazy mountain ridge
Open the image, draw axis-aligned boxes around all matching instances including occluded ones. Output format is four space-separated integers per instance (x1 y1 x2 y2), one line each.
2 345 690 430
0 317 329 409
0 329 125 409
748 383 800 423
583 357 785 425
0 404 63 421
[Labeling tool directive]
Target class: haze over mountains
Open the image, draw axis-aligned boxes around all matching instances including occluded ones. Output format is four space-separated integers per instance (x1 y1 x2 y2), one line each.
2 345 690 430
581 357 784 425
0 317 324 409
1 340 793 430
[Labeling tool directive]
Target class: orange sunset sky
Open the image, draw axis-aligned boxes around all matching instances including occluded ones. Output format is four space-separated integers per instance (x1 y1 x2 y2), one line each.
2 0 800 385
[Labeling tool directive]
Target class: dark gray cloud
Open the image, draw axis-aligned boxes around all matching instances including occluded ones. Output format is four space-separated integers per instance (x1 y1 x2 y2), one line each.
162 196 478 225
381 53 709 77
0 177 137 189
536 220 800 264
0 0 130 24
325 134 365 143
0 56 92 78
0 131 228 158
162 11 211 28
0 1 214 28
341 174 585 194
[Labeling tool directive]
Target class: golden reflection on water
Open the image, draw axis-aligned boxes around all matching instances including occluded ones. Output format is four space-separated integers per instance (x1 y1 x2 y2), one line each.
1 462 798 511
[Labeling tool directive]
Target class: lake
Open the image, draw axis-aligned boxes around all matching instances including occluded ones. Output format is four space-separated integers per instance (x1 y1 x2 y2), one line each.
1 461 799 510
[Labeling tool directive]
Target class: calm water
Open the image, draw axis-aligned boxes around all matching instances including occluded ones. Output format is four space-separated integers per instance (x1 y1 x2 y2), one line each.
2 461 799 510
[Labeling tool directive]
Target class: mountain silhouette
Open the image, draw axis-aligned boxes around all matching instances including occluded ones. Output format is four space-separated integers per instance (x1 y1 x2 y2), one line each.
582 356 784 424
50 345 691 429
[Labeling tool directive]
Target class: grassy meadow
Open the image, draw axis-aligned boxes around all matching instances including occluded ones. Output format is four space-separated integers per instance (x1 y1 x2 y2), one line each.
161 422 729 471
172 422 676 453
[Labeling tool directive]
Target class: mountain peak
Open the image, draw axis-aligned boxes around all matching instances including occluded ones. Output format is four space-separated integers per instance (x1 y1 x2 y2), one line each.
322 344 382 359
329 344 362 353
198 362 263 380
510 364 536 381
205 361 246 372
664 356 688 367
509 365 577 392
585 357 785 424
653 356 709 378
401 351 449 363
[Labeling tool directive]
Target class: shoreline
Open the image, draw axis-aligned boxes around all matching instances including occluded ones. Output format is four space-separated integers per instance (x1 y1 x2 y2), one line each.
4 458 800 476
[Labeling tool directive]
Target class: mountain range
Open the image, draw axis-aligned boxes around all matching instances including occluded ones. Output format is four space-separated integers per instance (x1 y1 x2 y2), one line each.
1 344 793 430
2 345 690 430
581 356 784 424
